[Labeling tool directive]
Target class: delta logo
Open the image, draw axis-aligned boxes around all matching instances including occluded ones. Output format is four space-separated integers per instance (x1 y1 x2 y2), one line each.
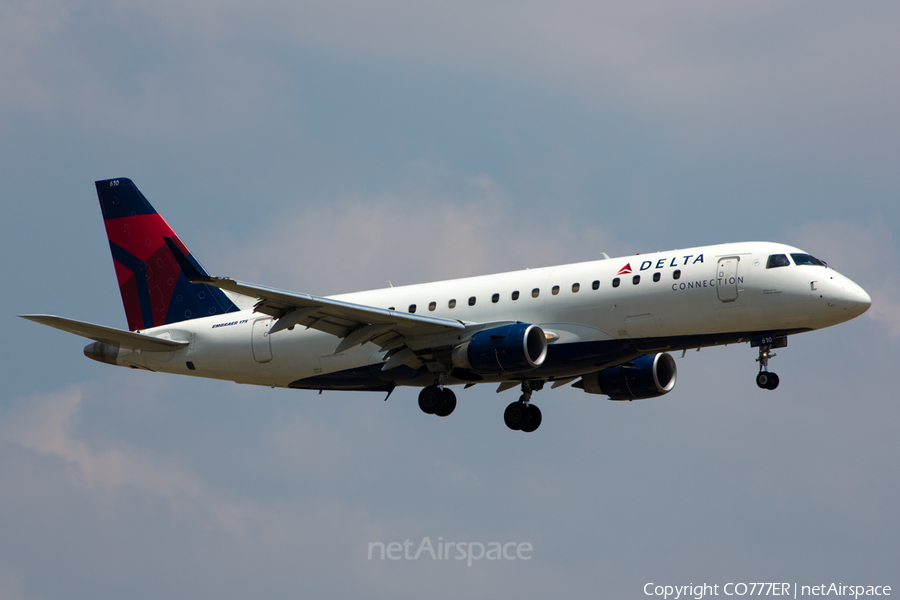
617 254 705 276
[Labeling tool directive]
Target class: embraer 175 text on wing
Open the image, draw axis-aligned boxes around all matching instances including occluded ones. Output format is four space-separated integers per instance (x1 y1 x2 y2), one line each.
22 178 872 432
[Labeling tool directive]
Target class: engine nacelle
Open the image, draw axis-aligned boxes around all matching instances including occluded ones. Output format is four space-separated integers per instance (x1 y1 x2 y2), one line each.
84 342 120 365
451 323 548 375
581 352 677 400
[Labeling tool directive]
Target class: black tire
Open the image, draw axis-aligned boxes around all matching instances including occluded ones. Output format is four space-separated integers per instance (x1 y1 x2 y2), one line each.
418 386 442 414
520 404 542 433
756 372 771 389
766 373 780 390
504 401 530 431
435 388 457 417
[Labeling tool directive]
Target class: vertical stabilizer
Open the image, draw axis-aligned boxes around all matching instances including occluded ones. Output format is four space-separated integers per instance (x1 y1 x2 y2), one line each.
96 178 239 331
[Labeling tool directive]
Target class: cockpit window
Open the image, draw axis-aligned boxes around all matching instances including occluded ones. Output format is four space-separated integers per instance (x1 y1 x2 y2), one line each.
766 254 790 269
791 253 827 267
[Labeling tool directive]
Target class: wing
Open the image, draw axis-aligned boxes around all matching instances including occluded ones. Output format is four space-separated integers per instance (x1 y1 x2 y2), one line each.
163 237 500 370
20 315 188 352
199 276 467 349
198 278 523 373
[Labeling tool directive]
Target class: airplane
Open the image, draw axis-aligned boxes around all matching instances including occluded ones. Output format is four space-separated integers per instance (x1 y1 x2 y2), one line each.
21 178 872 432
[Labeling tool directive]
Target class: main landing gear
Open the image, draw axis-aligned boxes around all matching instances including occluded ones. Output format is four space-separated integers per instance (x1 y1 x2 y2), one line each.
418 385 457 417
504 381 542 433
755 344 780 390
417 380 544 431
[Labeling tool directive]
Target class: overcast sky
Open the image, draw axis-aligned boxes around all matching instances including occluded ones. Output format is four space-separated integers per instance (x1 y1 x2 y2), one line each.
2 2 898 598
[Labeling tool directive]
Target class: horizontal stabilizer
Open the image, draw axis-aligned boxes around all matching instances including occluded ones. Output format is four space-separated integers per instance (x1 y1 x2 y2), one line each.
20 314 188 352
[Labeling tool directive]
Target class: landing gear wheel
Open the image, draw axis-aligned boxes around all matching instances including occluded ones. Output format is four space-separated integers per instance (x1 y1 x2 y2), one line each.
756 372 779 390
418 386 442 414
504 402 531 431
435 388 457 417
520 404 542 433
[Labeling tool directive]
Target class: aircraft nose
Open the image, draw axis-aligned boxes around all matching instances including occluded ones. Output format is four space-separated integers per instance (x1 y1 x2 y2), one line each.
814 272 871 322
845 284 872 316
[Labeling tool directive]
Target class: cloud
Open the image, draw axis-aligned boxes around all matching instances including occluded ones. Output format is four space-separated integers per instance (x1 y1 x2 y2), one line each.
4 1 898 173
0 381 578 599
0 0 293 141
187 2 900 170
211 162 623 294
0 384 385 595
1 385 270 535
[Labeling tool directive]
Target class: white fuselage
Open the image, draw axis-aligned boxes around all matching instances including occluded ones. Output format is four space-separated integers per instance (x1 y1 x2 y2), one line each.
116 242 870 389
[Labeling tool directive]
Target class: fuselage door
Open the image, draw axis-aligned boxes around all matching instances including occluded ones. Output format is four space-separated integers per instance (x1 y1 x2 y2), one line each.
717 257 740 302
251 318 274 363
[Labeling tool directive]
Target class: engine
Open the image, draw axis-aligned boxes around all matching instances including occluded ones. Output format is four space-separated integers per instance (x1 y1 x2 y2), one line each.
580 352 677 400
84 342 119 365
451 323 548 375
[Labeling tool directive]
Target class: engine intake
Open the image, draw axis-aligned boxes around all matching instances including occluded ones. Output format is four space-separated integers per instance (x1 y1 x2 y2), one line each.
581 352 677 400
451 323 548 374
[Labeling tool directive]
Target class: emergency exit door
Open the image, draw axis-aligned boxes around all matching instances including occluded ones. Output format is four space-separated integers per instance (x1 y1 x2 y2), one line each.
252 318 273 362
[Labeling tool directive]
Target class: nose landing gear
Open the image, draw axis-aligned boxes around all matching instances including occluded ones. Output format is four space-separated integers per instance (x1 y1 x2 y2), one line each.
753 335 786 390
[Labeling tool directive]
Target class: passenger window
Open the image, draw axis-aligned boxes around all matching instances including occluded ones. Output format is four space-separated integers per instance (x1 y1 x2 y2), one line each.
511 291 520 301
532 288 540 298
673 270 681 280
612 278 620 288
409 304 416 313
632 275 640 285
448 299 456 309
468 296 476 306
572 283 580 293
653 272 660 282
766 254 790 268
428 301 436 311
491 293 499 303
552 285 560 296
592 280 600 290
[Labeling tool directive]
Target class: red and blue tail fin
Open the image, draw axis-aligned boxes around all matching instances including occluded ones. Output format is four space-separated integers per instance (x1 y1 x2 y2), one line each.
96 178 239 331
